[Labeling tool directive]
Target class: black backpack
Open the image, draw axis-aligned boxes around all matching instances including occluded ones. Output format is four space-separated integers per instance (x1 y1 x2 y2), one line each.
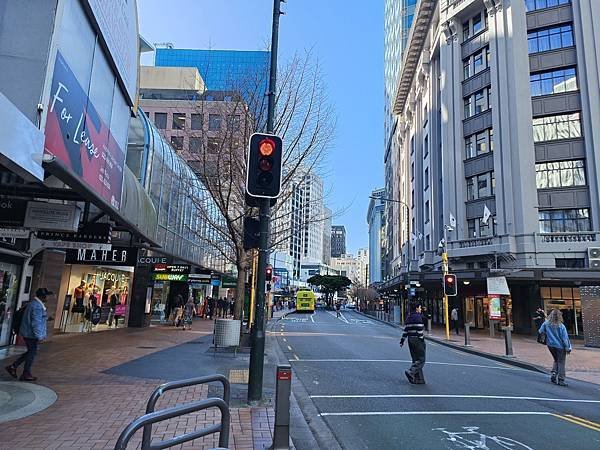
11 303 28 336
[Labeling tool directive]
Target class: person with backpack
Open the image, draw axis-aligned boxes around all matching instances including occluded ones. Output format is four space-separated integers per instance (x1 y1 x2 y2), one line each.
5 288 52 382
538 308 572 387
400 303 427 384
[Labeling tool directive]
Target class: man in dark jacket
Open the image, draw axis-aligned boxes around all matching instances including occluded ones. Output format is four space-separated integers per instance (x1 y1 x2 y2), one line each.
400 303 426 384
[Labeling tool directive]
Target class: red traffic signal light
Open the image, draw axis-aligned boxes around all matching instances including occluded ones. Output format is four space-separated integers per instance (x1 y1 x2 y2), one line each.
443 274 458 297
246 133 283 199
266 267 273 282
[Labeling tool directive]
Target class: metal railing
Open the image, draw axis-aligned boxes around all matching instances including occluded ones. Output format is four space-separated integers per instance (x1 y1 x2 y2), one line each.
141 374 230 449
114 398 230 450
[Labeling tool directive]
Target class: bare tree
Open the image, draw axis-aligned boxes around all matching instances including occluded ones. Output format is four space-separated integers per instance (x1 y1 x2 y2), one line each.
173 51 336 319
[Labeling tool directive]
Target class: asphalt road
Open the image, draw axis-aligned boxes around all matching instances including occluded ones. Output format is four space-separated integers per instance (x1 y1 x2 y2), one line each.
275 309 600 450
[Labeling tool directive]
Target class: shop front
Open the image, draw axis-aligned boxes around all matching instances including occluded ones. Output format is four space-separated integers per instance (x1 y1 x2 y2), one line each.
540 286 583 337
55 247 137 333
0 253 23 347
149 264 190 323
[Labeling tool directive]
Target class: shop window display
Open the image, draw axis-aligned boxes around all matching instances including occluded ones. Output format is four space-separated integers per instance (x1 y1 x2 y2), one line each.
541 286 582 336
60 266 131 333
0 262 21 347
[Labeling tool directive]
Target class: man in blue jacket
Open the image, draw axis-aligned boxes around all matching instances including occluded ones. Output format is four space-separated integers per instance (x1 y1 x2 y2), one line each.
5 288 52 381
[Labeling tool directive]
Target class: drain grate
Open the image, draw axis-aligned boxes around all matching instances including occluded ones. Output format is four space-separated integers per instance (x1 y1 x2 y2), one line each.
137 346 158 349
228 369 249 384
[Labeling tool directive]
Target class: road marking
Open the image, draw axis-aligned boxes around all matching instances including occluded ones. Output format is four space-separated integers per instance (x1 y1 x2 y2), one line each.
287 345 293 351
283 338 287 342
339 312 350 323
310 394 600 404
293 359 523 371
320 411 554 417
310 314 315 323
553 414 600 432
268 332 397 340
293 353 300 361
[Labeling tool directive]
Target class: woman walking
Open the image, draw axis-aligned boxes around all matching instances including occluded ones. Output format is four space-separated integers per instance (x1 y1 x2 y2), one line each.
539 309 572 387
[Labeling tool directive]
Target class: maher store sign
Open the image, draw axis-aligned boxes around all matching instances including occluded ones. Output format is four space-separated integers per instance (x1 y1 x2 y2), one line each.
64 246 138 266
44 51 125 210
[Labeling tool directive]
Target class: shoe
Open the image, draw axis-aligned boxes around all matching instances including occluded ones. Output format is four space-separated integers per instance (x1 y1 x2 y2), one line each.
405 370 416 384
557 381 568 387
550 376 557 384
5 365 17 379
19 374 37 382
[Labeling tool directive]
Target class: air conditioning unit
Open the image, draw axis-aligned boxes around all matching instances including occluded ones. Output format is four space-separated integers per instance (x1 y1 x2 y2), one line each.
588 247 600 269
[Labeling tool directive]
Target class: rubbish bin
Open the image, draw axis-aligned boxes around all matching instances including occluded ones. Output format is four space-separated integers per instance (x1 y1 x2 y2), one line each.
214 319 241 348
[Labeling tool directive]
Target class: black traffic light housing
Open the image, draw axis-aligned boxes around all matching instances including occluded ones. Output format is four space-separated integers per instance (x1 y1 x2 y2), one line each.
265 266 273 282
443 274 458 297
246 133 283 199
243 217 260 251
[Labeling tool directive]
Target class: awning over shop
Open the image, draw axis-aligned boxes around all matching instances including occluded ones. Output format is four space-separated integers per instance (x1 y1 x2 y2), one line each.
43 156 159 247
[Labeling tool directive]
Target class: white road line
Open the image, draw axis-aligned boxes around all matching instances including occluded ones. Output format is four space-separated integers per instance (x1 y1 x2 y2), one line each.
310 314 315 323
320 411 554 417
311 395 600 404
292 359 523 371
287 345 293 351
339 312 350 324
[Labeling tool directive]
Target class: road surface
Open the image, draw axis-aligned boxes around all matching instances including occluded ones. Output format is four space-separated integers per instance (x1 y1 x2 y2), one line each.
274 309 600 449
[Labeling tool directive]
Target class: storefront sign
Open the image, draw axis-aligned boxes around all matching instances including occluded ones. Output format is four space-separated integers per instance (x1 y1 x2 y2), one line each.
44 51 126 210
0 228 30 239
211 273 221 287
137 255 169 265
24 201 80 231
222 275 237 288
152 273 188 282
37 223 112 244
188 272 212 284
487 276 510 296
0 198 27 227
64 246 138 266
152 264 190 274
96 270 129 284
38 240 111 251
489 296 502 320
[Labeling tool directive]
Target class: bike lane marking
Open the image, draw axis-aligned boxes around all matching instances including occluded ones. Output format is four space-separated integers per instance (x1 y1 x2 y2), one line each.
309 394 600 404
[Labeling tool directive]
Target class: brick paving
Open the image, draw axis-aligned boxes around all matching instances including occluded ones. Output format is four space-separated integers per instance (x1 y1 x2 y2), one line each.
428 325 600 384
0 319 275 450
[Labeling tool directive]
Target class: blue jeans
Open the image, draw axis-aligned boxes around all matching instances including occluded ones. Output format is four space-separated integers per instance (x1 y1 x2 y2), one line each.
13 338 39 375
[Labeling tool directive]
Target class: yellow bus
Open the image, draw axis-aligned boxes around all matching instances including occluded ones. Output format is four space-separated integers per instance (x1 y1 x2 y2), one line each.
295 289 316 313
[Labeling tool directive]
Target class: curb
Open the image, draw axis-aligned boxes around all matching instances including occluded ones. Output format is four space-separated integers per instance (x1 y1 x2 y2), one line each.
273 309 296 322
354 311 547 374
425 335 548 374
355 310 400 328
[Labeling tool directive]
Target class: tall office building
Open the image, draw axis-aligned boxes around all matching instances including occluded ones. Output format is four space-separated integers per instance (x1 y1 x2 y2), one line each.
331 225 347 258
367 188 386 285
322 206 333 266
384 0 600 343
356 248 369 287
383 0 418 279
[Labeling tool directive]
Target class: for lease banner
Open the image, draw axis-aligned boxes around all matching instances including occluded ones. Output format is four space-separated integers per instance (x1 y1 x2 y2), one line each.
44 51 125 210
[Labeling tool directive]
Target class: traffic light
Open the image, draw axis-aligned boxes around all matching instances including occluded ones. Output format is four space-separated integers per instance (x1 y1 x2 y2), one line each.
265 266 273 282
243 217 260 251
246 133 283 198
443 274 458 297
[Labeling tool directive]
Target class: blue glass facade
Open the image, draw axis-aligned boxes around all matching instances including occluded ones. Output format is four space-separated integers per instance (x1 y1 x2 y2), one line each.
155 48 270 94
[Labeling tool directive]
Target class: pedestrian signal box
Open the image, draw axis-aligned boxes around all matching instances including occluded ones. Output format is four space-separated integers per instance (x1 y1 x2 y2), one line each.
443 274 458 297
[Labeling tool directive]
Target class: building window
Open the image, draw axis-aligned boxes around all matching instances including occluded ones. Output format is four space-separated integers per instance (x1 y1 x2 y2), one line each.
463 20 471 41
538 208 590 233
207 137 220 154
155 112 167 129
468 219 476 238
464 97 472 118
535 160 586 188
208 114 222 131
465 136 475 159
172 112 186 130
476 131 487 155
474 51 484 74
463 58 472 79
411 162 415 180
528 25 574 54
489 129 494 151
526 0 571 13
467 177 475 201
423 135 429 157
532 113 581 142
170 136 184 150
474 90 486 114
189 137 202 153
530 67 577 97
191 113 203 130
467 171 494 200
477 174 489 198
425 201 430 223
424 167 429 190
555 258 585 268
228 114 241 131
472 13 483 35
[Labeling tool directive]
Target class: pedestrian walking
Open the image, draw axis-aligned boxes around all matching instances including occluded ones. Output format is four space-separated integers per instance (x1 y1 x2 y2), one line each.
207 297 216 319
451 307 460 335
5 288 52 381
335 301 342 318
399 303 426 384
229 298 235 317
538 309 572 387
533 307 546 330
182 297 195 330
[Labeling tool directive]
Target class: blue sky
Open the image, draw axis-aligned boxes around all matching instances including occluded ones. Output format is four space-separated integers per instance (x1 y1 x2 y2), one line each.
138 0 384 255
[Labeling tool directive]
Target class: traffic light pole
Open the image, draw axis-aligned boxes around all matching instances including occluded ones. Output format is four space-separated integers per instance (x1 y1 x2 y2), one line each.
248 0 281 404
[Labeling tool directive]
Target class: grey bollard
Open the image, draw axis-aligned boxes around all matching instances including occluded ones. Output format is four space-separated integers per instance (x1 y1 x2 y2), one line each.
464 322 473 347
503 326 514 357
270 365 292 450
427 318 432 335
489 320 496 338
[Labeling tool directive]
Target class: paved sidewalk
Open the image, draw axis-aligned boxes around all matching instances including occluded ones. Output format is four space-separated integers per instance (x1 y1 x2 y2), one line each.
0 319 275 450
428 325 600 384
